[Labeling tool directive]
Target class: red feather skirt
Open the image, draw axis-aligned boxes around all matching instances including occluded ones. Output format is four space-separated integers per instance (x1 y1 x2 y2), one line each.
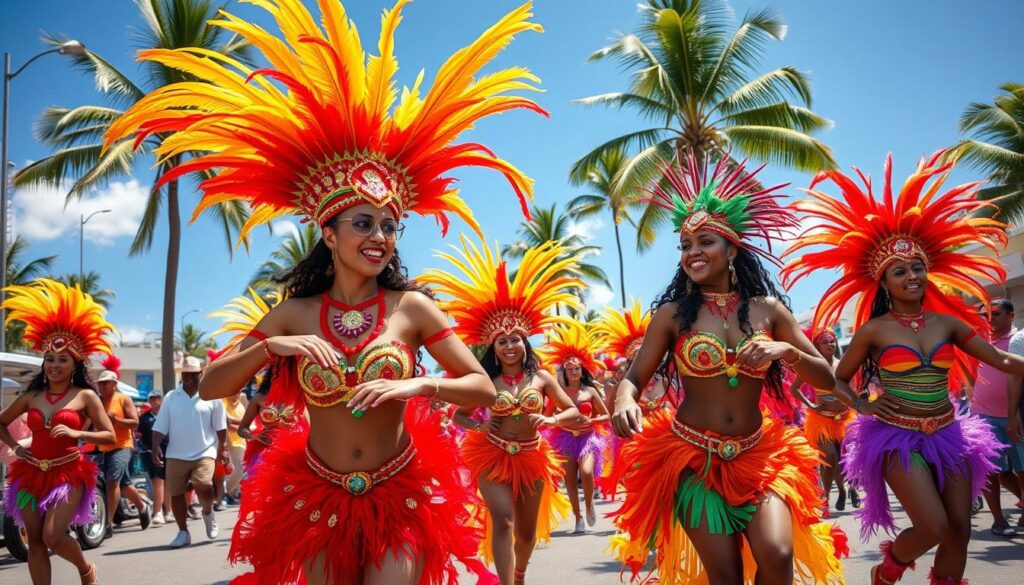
229 408 493 585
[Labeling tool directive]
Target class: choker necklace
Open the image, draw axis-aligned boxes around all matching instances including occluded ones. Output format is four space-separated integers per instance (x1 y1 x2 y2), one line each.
703 291 740 329
501 372 525 388
328 290 383 339
320 291 387 356
45 386 70 406
890 309 925 332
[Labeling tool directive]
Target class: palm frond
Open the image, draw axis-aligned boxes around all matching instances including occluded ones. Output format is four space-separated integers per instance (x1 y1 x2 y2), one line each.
129 178 165 256
573 92 674 122
569 128 670 183
716 66 813 114
35 106 123 147
43 32 145 105
719 102 833 133
722 125 835 171
701 7 788 104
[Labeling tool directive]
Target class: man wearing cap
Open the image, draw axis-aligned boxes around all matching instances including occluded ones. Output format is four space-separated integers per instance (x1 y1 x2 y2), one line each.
151 356 228 548
97 368 152 536
139 387 171 525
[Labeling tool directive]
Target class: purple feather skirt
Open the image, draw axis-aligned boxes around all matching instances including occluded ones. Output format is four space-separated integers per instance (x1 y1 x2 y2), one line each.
548 428 606 475
3 457 98 528
841 411 1000 540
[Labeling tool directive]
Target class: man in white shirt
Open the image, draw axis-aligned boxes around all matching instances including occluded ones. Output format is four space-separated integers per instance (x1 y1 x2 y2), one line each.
151 356 228 548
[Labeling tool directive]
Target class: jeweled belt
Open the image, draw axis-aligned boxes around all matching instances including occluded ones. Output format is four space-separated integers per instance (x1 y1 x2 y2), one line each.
304 441 416 495
31 451 81 471
569 425 594 437
876 409 955 435
486 432 541 456
671 419 762 461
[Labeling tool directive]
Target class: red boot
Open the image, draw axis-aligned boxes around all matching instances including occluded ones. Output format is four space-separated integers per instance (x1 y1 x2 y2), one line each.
929 568 969 585
871 540 916 584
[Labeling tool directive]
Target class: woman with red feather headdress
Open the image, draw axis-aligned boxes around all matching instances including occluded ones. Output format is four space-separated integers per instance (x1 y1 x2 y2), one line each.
607 155 846 584
105 0 547 581
782 150 1021 585
0 279 116 585
420 236 581 585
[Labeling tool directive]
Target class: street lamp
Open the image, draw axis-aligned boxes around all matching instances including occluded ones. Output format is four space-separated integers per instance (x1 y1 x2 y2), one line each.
1 40 88 356
80 209 111 281
180 309 200 336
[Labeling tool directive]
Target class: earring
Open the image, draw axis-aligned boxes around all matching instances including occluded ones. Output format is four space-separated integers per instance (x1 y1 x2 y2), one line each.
729 261 737 287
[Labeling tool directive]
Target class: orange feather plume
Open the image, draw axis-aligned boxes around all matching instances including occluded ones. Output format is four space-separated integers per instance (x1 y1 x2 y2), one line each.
592 298 650 361
2 278 114 360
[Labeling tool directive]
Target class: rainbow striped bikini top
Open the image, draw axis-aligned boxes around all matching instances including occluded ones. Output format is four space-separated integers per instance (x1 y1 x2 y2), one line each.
876 340 953 404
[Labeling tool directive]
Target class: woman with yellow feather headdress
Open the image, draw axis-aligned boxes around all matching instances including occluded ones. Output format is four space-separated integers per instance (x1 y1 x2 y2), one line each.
537 322 610 534
781 151 1018 585
105 0 547 581
607 155 846 585
0 279 117 585
420 236 583 585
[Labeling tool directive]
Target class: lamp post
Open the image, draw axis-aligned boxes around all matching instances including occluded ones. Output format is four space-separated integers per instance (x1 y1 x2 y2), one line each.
180 308 200 348
0 40 86 416
80 209 111 281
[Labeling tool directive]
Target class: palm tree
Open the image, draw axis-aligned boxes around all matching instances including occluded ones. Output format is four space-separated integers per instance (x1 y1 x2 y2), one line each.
248 223 319 295
12 0 254 392
956 84 1024 225
175 323 218 358
572 0 834 252
567 146 639 305
55 271 116 308
503 203 611 313
4 237 58 350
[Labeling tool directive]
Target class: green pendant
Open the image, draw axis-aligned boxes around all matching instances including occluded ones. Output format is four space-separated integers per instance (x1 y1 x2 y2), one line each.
727 376 739 389
352 408 365 419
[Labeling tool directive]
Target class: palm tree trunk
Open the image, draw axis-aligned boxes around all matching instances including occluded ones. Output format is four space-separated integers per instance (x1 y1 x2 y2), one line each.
161 170 181 394
614 220 627 305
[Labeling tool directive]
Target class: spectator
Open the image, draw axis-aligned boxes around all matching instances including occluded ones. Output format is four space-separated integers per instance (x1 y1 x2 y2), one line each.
138 388 171 525
96 369 151 536
221 389 247 506
151 357 228 548
976 299 1024 536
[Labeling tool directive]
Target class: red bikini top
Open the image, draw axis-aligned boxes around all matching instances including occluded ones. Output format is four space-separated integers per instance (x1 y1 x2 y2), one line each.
26 408 85 459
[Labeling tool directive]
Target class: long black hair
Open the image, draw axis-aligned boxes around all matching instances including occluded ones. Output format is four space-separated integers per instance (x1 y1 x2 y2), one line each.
653 245 790 399
481 337 541 380
274 214 435 301
560 362 597 391
25 358 95 394
860 283 894 388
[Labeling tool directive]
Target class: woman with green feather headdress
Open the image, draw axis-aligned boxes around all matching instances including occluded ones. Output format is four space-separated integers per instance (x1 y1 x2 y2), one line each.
605 155 849 584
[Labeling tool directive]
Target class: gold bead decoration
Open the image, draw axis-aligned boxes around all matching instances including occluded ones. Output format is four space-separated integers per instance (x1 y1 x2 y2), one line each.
283 484 294 493
309 510 321 522
405 498 418 510
327 514 338 527
294 499 306 510
422 485 433 496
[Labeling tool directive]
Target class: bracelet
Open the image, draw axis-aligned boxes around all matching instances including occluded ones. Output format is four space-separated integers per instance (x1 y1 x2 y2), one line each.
782 350 802 366
431 378 440 399
262 339 275 361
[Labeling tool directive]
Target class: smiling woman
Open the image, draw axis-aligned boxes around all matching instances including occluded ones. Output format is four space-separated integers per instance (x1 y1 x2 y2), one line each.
98 0 547 582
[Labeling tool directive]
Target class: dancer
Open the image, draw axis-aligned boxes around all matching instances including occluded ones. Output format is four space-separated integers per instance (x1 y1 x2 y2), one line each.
782 150 1017 585
593 299 672 501
540 322 610 533
788 327 858 513
421 235 581 585
0 279 116 585
106 0 546 581
609 155 846 585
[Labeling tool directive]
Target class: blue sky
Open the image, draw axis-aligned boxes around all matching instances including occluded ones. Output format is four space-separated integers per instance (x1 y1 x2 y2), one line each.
1 0 1021 346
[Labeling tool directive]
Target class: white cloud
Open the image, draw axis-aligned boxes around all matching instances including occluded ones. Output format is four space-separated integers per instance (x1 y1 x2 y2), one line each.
586 284 615 309
270 220 301 238
568 217 605 243
112 325 153 346
12 179 148 246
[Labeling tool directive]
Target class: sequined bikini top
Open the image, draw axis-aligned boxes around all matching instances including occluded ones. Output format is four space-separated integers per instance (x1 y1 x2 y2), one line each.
27 407 84 459
877 340 954 404
674 329 773 380
492 387 544 417
297 341 414 408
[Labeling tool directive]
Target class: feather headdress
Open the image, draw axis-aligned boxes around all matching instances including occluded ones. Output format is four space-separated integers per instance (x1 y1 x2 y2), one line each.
104 0 546 240
2 279 114 360
418 235 582 345
537 321 605 375
209 289 283 351
592 298 650 361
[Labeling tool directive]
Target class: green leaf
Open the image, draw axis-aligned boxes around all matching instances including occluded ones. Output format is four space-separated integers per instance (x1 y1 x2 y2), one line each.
722 125 836 171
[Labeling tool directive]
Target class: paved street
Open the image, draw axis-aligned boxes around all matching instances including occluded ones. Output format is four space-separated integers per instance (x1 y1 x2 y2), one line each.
1 489 1021 584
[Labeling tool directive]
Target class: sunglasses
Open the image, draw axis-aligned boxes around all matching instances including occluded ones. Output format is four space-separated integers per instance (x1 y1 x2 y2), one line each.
337 216 405 241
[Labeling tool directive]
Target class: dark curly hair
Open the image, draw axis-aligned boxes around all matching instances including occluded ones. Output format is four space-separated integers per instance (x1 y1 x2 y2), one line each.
274 215 435 301
481 337 541 380
652 245 790 399
25 358 96 394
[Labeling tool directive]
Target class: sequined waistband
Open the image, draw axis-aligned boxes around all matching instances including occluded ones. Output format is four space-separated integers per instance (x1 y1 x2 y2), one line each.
876 409 955 435
670 419 763 461
304 441 416 495
486 432 541 455
30 451 81 471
